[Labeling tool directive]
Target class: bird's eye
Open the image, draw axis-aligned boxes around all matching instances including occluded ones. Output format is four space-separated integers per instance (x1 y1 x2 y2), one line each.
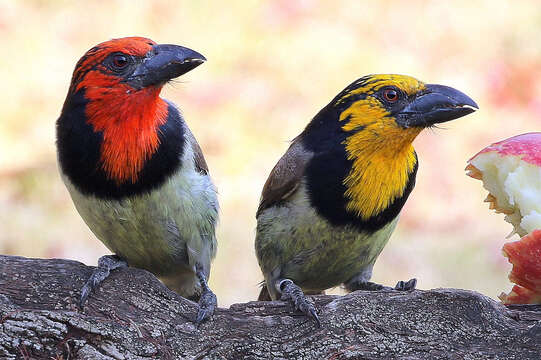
112 54 129 69
383 89 399 102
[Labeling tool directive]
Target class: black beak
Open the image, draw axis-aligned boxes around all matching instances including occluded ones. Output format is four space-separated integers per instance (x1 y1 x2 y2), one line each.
128 44 206 89
396 84 478 128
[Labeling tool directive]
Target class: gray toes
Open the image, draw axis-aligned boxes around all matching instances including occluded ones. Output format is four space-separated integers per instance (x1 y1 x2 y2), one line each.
395 278 417 291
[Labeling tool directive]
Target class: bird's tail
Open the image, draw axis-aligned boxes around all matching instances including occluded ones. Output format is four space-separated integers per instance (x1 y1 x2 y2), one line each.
257 281 272 301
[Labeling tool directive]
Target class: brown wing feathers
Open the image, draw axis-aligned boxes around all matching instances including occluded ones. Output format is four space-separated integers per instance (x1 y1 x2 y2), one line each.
184 128 209 175
256 139 313 217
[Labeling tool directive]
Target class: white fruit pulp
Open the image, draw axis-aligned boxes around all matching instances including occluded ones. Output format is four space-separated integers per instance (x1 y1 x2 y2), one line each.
470 152 541 237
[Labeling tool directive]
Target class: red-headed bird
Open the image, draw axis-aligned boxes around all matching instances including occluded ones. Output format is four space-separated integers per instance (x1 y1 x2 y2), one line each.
56 37 218 323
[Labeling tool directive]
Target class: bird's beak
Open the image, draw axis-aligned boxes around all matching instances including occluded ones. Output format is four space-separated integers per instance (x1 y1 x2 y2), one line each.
396 84 478 128
128 44 206 89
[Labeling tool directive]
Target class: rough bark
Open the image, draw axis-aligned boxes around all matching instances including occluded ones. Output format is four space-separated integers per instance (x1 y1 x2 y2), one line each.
0 255 540 360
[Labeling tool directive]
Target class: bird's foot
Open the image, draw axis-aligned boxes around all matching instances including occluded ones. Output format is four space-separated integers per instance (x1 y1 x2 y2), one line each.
394 278 417 291
346 278 416 292
278 279 320 327
196 289 217 324
80 255 127 309
348 281 385 291
195 263 217 324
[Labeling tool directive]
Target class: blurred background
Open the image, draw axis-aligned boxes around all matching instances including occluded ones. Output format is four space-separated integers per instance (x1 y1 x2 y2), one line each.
1 0 539 307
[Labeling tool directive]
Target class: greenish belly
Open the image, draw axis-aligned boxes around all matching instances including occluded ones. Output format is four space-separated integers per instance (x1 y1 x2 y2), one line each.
63 174 213 278
257 203 399 292
287 218 397 291
77 200 189 276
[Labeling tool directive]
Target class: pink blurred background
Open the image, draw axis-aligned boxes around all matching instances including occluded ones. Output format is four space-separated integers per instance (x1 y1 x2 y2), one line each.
0 0 539 306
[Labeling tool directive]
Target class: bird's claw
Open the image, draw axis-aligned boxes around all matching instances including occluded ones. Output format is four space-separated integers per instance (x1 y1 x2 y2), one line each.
79 281 93 309
394 278 417 291
307 306 321 327
346 278 416 293
349 281 385 291
79 255 127 309
195 288 217 324
194 262 217 324
279 279 320 327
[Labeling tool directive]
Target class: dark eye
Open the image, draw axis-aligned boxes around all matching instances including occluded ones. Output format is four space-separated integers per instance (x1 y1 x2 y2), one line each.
383 89 399 102
112 54 129 69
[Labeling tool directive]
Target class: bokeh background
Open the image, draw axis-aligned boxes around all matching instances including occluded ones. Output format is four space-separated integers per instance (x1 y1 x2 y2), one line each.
1 0 539 307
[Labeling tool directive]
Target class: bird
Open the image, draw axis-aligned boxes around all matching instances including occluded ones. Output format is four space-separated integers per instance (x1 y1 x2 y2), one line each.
255 74 478 325
56 37 218 323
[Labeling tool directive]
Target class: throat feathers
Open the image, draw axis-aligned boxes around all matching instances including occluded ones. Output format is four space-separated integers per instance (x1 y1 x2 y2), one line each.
85 87 168 184
340 96 421 220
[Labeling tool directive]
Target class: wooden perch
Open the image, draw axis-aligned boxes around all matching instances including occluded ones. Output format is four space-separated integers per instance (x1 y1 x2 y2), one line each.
1 255 540 359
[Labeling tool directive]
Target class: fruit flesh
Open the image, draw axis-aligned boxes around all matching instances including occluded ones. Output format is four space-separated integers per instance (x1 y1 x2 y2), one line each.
467 133 541 304
467 133 541 237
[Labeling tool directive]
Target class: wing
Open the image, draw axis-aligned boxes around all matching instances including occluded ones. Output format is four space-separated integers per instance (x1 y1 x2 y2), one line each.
184 127 209 175
256 137 313 217
191 138 209 175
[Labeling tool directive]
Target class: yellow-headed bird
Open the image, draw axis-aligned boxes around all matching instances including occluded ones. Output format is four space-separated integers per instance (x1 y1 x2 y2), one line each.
255 74 478 325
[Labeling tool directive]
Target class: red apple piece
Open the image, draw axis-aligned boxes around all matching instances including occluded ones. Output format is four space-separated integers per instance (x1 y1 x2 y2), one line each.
499 230 541 304
466 132 541 237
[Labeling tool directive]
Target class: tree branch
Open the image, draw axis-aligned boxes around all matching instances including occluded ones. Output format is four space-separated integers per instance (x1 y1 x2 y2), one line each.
0 255 540 359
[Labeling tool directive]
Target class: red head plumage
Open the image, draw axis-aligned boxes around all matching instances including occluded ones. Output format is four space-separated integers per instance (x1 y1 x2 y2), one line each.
62 37 205 185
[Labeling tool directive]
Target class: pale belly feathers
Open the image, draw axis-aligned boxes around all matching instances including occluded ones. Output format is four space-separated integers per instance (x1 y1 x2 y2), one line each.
256 182 398 296
62 140 218 296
